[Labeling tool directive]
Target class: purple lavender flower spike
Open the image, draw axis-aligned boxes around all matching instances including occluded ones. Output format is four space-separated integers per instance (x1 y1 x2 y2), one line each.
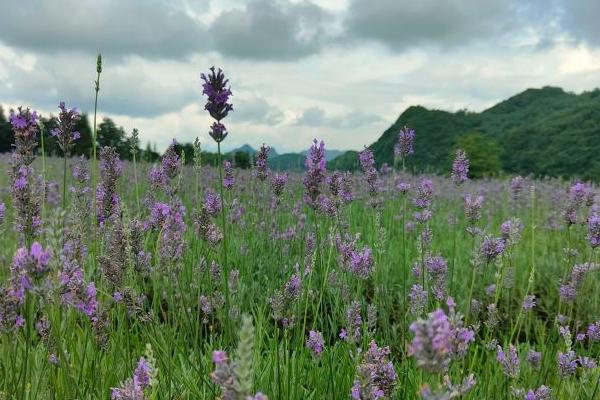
52 101 81 155
303 139 327 209
10 106 39 165
394 126 415 159
200 66 233 122
306 330 324 357
451 149 469 185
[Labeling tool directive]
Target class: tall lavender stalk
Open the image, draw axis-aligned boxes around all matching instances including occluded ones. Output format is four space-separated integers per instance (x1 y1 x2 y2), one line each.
201 66 233 310
129 129 140 211
52 101 81 211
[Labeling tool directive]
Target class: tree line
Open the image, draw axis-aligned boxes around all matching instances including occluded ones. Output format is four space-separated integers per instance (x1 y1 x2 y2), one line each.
0 106 253 168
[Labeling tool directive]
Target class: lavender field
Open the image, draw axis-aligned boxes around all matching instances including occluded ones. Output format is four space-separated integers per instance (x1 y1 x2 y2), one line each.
0 65 599 400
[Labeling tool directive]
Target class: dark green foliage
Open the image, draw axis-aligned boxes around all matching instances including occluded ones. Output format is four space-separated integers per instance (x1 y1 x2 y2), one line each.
454 132 502 178
330 86 600 180
269 153 306 171
0 106 13 153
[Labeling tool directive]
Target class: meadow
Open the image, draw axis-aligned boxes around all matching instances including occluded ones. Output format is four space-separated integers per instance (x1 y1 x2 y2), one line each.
0 67 599 400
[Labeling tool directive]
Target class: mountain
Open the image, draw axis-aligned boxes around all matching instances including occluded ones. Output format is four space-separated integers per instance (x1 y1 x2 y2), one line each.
330 86 600 180
269 153 306 171
230 144 279 157
300 149 345 162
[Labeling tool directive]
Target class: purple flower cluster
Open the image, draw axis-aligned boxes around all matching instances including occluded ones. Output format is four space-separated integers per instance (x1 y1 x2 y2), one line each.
111 357 153 400
588 213 600 248
201 67 233 143
51 101 81 154
303 139 327 209
269 272 301 328
9 162 43 244
57 236 102 325
9 242 52 302
351 340 397 400
210 350 268 400
223 160 235 190
96 147 123 225
340 300 363 343
559 263 598 302
336 234 375 279
306 330 324 357
413 178 434 209
359 147 381 207
564 182 593 225
480 236 505 262
451 149 469 185
255 144 270 182
394 126 415 159
194 190 224 246
464 194 484 227
497 344 520 378
9 106 39 165
408 307 474 373
425 255 448 301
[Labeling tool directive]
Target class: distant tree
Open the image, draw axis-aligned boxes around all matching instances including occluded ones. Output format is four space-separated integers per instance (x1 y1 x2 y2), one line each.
72 114 94 157
233 151 250 169
0 106 14 153
454 132 502 178
97 118 128 159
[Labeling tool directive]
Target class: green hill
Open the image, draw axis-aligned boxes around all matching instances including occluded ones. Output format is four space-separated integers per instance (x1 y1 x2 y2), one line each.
330 86 600 180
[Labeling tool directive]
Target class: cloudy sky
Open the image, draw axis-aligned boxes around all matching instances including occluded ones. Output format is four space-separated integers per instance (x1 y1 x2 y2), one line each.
1 0 600 153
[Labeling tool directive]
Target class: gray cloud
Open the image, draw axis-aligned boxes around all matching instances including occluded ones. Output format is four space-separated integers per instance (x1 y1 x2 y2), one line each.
209 0 329 60
295 106 381 129
561 0 600 47
0 0 207 59
344 0 549 51
232 97 285 125
0 53 199 117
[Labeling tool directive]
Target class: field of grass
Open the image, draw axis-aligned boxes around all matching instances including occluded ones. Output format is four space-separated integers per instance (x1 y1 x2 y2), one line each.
0 135 599 400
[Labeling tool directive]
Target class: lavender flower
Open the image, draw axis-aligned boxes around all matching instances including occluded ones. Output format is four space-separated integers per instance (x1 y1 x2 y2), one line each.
341 301 363 343
223 160 235 190
96 147 123 224
271 173 288 200
559 263 598 302
523 386 552 400
51 102 81 155
480 237 505 262
0 202 5 226
306 330 324 357
425 255 448 301
10 106 39 165
9 162 43 244
9 242 52 301
522 295 536 311
451 149 469 185
255 144 270 182
351 340 397 399
588 213 600 248
413 178 434 209
526 350 542 370
408 284 427 315
200 66 233 123
464 194 484 226
501 217 523 245
269 272 301 328
557 350 578 377
409 309 453 373
303 139 326 209
111 357 154 400
359 147 381 207
394 126 415 159
497 344 520 378
510 176 525 201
